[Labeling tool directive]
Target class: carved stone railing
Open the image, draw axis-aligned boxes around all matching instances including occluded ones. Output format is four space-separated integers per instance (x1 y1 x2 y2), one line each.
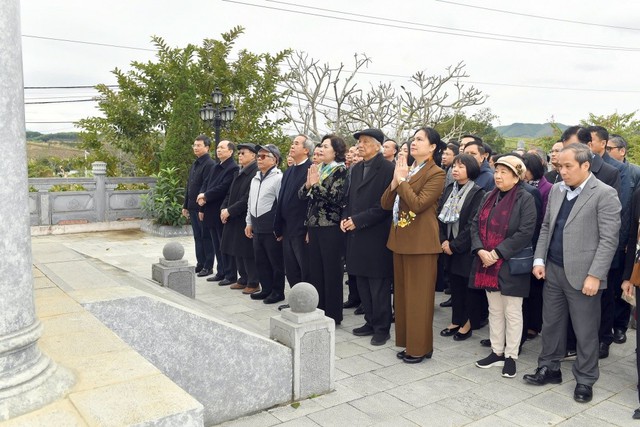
28 162 156 226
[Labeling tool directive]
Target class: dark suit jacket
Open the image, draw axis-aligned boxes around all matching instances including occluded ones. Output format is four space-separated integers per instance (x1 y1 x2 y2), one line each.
438 182 485 278
381 159 445 255
183 153 214 211
535 175 621 290
201 158 239 229
591 153 620 194
220 161 258 258
470 186 537 297
273 159 311 237
343 153 395 278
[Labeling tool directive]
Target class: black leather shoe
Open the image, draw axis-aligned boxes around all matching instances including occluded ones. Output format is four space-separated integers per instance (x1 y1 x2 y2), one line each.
250 291 270 300
207 274 225 282
264 293 285 304
444 287 451 295
370 333 390 346
439 297 452 308
354 305 365 315
480 339 491 347
197 269 212 277
613 328 627 344
352 325 374 336
396 350 406 359
574 384 593 403
440 326 460 337
633 408 640 420
523 366 562 385
278 304 290 311
195 265 203 273
403 351 433 364
453 329 472 341
343 300 361 309
599 342 610 359
218 278 235 286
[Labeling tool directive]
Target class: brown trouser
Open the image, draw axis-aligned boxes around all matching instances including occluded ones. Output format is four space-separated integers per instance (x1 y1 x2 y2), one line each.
393 252 437 357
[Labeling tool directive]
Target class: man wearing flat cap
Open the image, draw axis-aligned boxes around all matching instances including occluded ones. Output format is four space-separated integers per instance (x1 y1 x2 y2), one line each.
220 143 260 294
341 128 395 346
245 144 286 304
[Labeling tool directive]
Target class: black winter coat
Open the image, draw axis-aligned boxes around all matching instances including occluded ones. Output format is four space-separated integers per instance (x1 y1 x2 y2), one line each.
201 158 239 229
220 162 258 258
343 153 395 278
469 186 537 298
438 182 485 279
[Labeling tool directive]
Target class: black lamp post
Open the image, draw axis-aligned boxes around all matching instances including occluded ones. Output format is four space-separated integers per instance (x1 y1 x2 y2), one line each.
199 87 236 146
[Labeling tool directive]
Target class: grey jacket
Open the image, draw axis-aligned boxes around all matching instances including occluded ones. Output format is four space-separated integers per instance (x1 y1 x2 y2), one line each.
246 167 282 230
535 174 621 290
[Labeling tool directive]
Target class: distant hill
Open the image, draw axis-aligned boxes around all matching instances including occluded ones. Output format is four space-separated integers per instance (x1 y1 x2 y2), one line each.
496 123 568 138
26 130 80 143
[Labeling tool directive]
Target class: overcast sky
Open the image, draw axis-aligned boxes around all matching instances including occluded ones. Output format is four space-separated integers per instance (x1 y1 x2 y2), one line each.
19 0 640 134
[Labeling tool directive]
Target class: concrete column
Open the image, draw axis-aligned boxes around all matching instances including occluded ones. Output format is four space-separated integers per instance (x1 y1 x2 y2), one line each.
0 1 74 420
92 161 107 221
270 282 334 400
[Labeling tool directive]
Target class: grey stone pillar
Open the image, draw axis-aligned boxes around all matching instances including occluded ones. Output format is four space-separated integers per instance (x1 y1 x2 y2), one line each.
92 161 107 221
270 282 335 400
0 1 74 420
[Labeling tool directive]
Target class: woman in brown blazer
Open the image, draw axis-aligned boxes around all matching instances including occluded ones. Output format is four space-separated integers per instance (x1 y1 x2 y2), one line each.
381 126 446 363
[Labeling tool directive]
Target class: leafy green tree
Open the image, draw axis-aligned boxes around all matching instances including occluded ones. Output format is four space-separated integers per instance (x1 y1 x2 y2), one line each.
580 111 640 163
77 26 291 178
435 108 505 154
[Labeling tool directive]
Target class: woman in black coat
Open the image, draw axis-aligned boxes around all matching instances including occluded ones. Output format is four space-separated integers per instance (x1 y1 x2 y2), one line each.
470 155 536 378
438 154 485 341
220 144 260 294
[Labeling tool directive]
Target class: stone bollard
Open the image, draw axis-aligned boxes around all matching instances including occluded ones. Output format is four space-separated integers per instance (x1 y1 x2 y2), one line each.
92 161 107 222
270 282 335 400
151 242 196 298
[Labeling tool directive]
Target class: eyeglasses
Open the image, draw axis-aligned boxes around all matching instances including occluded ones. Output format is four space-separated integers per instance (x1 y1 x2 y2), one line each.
257 153 274 160
605 146 622 152
549 149 561 153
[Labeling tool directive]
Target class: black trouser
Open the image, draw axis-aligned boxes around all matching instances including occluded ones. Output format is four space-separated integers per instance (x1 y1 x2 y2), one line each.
308 226 344 323
346 274 361 304
635 288 640 402
614 272 632 332
236 255 258 287
189 210 213 269
450 273 469 326
468 288 489 329
282 233 308 287
522 275 544 344
436 253 450 292
253 232 285 297
357 275 393 336
600 266 623 345
209 223 229 278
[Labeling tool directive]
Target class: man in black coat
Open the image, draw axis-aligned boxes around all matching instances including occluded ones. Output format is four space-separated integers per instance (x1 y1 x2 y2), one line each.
341 128 395 346
182 134 215 276
220 143 260 294
273 134 314 309
198 140 239 284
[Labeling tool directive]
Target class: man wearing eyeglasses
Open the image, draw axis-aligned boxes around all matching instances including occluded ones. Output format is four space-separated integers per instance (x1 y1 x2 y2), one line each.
588 125 632 357
545 141 564 184
245 145 285 304
607 134 640 190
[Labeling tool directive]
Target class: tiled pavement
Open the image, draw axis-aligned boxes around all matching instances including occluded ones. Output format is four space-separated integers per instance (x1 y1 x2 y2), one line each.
31 230 640 426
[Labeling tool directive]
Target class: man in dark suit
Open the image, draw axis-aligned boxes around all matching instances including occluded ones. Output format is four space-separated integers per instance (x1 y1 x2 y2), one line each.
273 134 314 310
588 125 633 354
182 135 215 276
524 143 621 404
198 140 239 284
341 128 395 346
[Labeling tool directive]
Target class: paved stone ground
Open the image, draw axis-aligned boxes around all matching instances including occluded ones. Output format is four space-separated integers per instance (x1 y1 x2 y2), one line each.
32 230 640 426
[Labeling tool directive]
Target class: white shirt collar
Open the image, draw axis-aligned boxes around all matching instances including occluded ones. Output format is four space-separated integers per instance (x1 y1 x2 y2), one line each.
559 173 592 201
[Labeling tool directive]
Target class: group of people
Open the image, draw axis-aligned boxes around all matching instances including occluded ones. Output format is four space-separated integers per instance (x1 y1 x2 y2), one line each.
182 124 640 416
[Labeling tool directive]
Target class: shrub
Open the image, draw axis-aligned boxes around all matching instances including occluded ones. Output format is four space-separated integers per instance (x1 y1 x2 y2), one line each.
114 183 150 191
49 184 86 192
141 167 187 226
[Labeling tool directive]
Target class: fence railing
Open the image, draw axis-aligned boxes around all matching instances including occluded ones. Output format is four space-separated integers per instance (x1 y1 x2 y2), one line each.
29 162 156 226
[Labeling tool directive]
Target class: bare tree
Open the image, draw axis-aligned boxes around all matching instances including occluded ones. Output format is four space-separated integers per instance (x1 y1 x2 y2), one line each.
282 51 370 139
